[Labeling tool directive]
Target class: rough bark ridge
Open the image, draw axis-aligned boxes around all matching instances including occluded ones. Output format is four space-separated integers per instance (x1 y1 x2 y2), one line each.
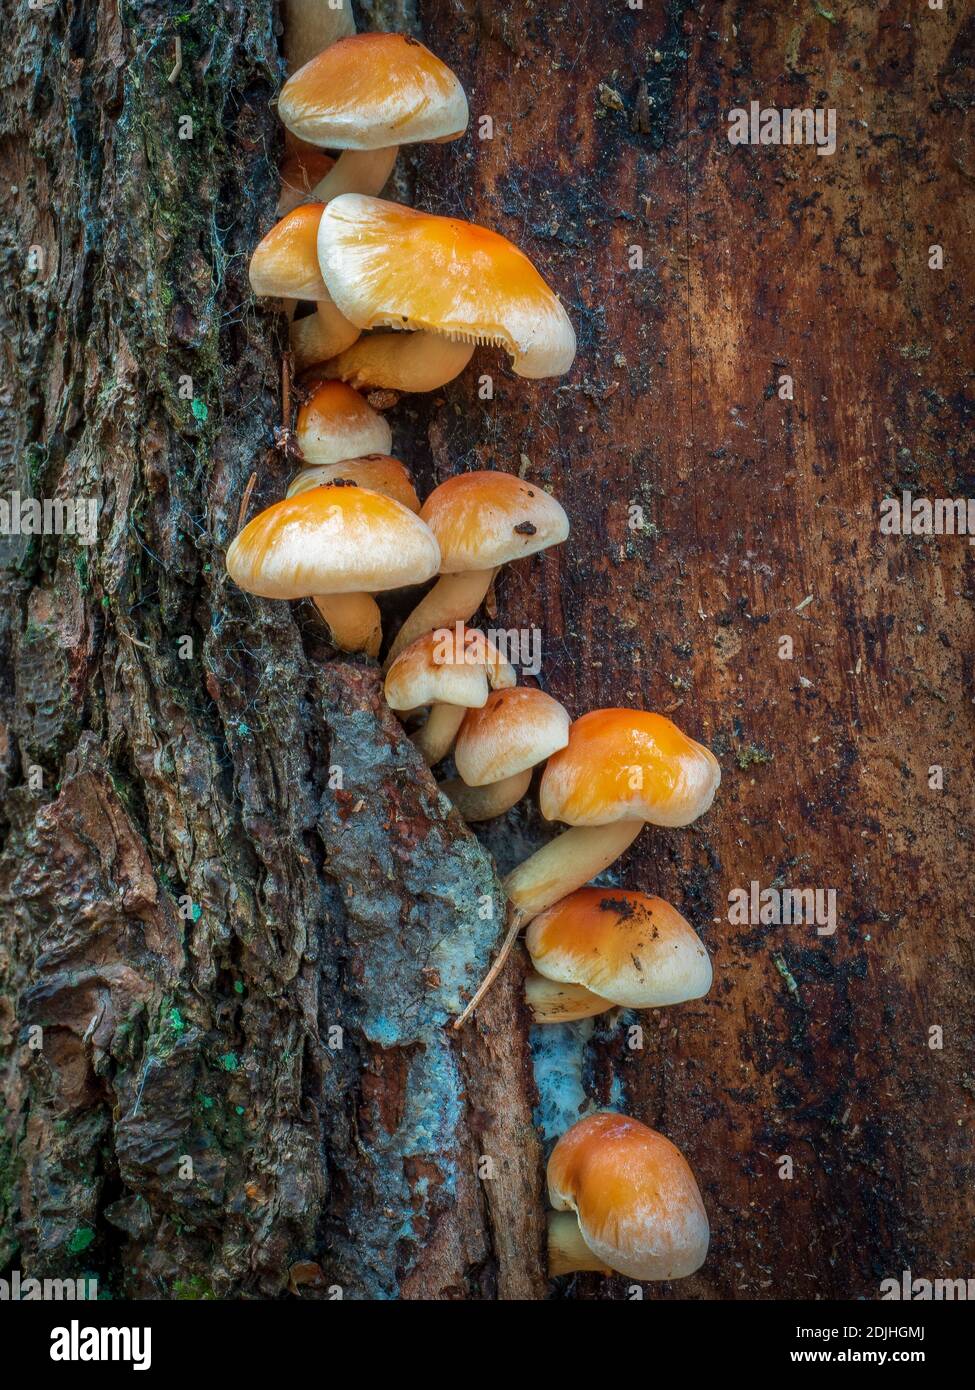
2 0 974 1302
0 0 542 1300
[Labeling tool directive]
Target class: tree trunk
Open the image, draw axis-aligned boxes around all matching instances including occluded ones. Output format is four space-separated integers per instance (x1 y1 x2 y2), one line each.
1 0 972 1301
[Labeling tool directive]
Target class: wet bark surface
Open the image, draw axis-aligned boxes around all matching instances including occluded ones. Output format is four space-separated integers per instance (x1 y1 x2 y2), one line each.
1 0 972 1300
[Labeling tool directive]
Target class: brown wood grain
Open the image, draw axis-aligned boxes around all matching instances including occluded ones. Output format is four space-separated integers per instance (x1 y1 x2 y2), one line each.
400 0 975 1297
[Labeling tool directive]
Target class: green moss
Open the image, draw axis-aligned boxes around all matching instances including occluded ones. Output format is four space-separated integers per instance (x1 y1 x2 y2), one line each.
68 1227 96 1255
172 1275 217 1300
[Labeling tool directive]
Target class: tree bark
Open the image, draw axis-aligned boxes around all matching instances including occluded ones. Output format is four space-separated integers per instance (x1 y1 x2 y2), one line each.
1 0 973 1301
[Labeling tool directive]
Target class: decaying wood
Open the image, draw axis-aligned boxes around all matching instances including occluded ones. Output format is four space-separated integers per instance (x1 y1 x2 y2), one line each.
1 0 973 1301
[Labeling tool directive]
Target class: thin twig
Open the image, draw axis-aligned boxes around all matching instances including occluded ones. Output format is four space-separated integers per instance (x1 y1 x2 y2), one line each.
237 472 257 531
452 903 526 1029
167 36 182 85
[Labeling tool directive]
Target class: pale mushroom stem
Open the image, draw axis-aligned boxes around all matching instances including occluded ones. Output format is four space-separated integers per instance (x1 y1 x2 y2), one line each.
547 1212 611 1277
291 299 361 371
283 0 355 73
386 569 496 667
525 973 611 1025
312 592 382 657
411 703 467 765
312 147 399 201
452 820 643 1029
439 769 532 822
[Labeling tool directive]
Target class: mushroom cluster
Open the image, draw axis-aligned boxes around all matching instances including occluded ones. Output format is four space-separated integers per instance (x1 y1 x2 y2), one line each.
228 9 720 1291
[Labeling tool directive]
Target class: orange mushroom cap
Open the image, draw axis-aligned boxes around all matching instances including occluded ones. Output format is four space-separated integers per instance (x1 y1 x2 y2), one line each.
539 709 720 830
547 1112 709 1280
526 888 712 1007
317 195 576 378
295 381 392 465
420 471 569 573
384 626 516 710
280 33 469 151
287 456 419 513
226 485 440 598
250 203 328 299
454 687 570 787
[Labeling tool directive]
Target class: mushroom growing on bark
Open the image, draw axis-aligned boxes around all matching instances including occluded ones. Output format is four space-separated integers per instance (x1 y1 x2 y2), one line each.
293 380 392 465
440 686 570 821
319 330 475 393
384 627 516 765
287 456 419 512
547 1111 710 1280
279 33 469 204
453 708 719 1026
317 194 577 380
525 974 611 1024
249 202 359 359
526 888 712 1012
386 470 569 664
226 484 440 657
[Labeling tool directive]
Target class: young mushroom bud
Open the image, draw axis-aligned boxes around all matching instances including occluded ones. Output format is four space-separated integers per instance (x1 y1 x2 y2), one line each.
288 456 419 513
250 203 359 356
282 0 355 75
547 1111 710 1280
440 687 570 822
317 194 577 380
226 484 440 658
386 471 569 665
384 627 516 766
525 973 611 1025
321 331 475 393
279 34 469 202
526 888 712 1009
294 380 392 465
453 709 719 1027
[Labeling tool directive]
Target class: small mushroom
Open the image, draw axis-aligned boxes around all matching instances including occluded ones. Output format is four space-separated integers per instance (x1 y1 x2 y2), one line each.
386 471 569 664
320 331 475 393
384 627 515 765
317 194 577 380
454 708 719 1026
288 456 419 513
249 203 359 359
293 381 392 465
282 0 355 74
526 887 713 1008
279 33 468 203
226 484 440 657
547 1111 709 1280
440 686 570 821
525 973 610 1024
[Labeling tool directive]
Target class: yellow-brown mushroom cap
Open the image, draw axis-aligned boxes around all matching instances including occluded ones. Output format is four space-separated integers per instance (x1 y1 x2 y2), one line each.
547 1111 710 1281
317 195 576 378
420 471 569 573
226 485 440 598
295 381 392 465
526 888 712 1008
385 627 498 711
279 33 469 151
250 203 330 300
287 456 419 513
454 687 570 786
539 709 720 830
